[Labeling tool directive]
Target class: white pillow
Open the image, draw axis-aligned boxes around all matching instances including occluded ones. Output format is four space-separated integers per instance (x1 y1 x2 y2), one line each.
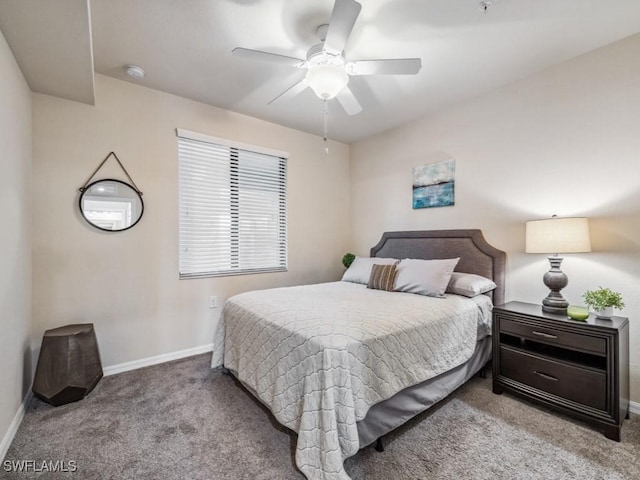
393 258 460 297
341 256 398 285
447 272 497 298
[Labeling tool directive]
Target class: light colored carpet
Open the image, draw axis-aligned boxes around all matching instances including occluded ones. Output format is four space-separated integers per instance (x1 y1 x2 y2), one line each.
3 354 639 479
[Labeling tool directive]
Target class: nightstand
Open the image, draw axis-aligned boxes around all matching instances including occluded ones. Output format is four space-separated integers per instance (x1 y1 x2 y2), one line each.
492 301 629 441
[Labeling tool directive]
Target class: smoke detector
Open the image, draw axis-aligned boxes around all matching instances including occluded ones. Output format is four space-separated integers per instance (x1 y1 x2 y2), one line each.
479 1 492 13
123 64 145 79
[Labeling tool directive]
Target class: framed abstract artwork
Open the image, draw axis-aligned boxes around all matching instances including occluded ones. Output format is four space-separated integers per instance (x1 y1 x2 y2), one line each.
412 159 455 209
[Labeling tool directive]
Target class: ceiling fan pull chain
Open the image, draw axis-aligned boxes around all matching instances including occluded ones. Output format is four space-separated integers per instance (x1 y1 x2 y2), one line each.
323 99 329 155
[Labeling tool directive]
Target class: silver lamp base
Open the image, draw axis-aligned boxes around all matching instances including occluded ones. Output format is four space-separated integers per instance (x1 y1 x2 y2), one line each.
541 256 569 314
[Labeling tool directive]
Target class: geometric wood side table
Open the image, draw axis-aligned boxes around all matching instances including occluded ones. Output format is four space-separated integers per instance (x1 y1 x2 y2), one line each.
33 324 103 406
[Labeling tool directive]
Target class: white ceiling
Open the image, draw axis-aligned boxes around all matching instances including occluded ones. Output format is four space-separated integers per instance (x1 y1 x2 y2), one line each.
0 0 94 104
2 0 640 143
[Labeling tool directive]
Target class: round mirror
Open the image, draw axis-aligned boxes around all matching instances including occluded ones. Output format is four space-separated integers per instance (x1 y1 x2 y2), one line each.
79 179 144 232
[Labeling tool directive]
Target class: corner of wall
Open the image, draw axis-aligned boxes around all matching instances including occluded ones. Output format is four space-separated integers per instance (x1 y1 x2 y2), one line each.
0 25 33 460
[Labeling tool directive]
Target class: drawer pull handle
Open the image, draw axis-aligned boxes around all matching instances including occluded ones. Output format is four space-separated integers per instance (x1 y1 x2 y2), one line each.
532 331 558 339
533 371 558 382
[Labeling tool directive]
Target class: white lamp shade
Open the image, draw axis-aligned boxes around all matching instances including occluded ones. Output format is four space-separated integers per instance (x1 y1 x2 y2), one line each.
525 217 591 254
305 64 349 99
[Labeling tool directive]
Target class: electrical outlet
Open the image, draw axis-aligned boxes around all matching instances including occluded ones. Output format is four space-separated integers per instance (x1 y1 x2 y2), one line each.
209 296 218 309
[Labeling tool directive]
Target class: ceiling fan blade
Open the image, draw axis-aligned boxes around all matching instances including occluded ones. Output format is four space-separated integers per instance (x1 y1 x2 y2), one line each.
336 86 362 116
232 47 304 67
323 0 362 55
349 58 422 76
268 80 308 105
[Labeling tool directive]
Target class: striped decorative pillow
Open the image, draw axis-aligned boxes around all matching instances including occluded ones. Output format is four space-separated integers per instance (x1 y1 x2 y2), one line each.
367 264 398 292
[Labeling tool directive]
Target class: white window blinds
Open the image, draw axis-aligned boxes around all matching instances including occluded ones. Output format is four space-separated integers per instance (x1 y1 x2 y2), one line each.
177 129 288 278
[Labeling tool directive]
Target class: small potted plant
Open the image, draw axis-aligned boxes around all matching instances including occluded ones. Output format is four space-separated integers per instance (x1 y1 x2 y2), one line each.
582 287 625 319
342 253 355 269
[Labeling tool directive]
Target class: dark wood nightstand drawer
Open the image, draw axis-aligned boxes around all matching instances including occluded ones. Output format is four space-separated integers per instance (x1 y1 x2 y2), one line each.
493 301 630 441
500 346 606 410
499 317 606 355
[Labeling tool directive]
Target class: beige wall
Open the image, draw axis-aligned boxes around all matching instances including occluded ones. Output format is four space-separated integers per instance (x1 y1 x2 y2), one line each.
0 29 32 453
32 74 350 368
350 34 640 402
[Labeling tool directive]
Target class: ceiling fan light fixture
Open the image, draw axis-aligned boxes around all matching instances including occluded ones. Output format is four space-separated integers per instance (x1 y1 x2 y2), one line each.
305 64 349 100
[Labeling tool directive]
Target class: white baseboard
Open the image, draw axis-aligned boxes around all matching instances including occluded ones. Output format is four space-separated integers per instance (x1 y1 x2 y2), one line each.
103 343 214 376
629 400 640 416
0 391 33 462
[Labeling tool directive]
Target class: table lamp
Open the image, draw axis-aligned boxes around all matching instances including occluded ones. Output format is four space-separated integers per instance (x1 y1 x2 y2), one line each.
525 215 591 314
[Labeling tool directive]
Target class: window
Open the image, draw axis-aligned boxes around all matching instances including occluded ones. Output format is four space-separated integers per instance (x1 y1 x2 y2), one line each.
177 129 287 278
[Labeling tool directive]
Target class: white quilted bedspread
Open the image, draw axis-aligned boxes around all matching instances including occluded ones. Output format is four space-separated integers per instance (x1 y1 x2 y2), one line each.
211 282 482 479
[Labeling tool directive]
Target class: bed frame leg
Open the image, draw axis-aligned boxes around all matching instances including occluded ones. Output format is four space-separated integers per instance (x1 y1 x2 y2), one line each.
221 366 230 375
478 367 486 379
375 437 384 452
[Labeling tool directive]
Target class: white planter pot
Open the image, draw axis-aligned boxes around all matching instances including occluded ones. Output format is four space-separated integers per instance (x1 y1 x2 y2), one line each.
595 306 613 319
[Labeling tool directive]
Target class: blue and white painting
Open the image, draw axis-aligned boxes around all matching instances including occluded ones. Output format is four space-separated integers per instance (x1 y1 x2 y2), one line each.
413 159 455 209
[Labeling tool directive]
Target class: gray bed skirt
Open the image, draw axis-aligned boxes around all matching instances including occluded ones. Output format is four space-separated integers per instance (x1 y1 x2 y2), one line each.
356 335 492 448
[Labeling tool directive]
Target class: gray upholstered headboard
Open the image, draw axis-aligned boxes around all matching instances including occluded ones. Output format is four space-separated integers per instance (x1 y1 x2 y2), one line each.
370 230 506 305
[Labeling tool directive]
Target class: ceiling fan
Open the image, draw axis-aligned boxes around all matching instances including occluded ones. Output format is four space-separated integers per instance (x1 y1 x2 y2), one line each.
232 0 422 116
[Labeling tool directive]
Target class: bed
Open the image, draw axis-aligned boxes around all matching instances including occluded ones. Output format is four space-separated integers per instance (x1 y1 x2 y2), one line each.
211 230 505 480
